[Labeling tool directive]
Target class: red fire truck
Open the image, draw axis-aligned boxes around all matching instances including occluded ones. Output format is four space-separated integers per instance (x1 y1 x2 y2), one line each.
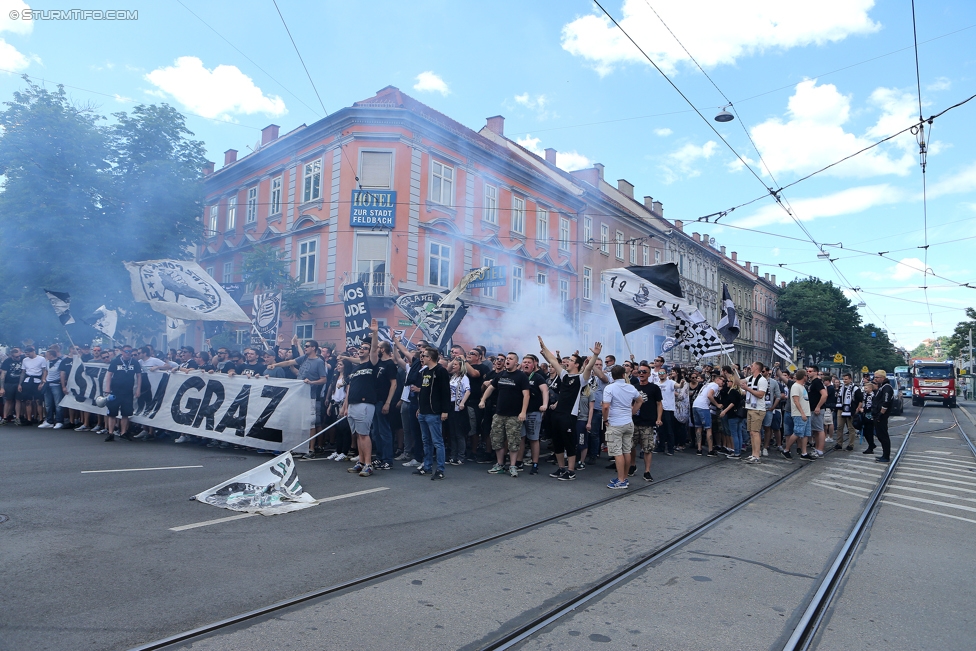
911 360 957 408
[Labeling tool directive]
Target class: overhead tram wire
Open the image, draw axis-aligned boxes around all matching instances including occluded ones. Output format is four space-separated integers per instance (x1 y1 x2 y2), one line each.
911 0 937 337
271 0 328 118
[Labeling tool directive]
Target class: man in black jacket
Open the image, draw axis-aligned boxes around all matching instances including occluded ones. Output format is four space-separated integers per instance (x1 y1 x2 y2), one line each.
871 370 894 463
416 346 451 480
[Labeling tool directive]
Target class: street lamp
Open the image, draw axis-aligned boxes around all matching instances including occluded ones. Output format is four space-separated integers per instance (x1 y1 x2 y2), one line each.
714 106 734 123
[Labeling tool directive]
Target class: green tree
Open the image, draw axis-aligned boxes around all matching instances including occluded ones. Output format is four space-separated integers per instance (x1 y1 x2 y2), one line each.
776 278 862 363
241 244 314 320
944 307 976 360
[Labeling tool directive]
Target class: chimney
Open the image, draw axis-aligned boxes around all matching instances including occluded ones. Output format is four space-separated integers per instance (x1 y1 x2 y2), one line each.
261 124 280 146
652 200 663 216
617 179 634 199
674 220 683 232
692 232 701 242
224 149 238 166
486 115 505 136
544 147 557 164
781 281 787 288
702 233 710 247
644 196 654 210
753 265 759 274
594 163 605 180
771 274 777 285
731 251 738 262
203 161 215 176
764 273 770 281
720 245 726 256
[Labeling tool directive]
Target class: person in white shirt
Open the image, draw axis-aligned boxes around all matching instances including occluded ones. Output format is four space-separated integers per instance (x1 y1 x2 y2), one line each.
742 361 769 464
602 365 643 489
692 374 722 456
656 369 677 455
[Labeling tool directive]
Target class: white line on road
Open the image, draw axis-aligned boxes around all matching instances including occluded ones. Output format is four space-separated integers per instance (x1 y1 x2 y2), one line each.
898 471 976 488
82 465 204 474
891 478 976 495
899 465 976 480
169 487 389 531
928 419 944 423
882 500 976 525
884 493 976 514
821 473 877 486
812 482 870 498
886 484 976 503
901 458 976 471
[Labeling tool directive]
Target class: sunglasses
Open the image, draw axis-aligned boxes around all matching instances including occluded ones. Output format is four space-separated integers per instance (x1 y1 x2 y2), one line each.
637 370 649 375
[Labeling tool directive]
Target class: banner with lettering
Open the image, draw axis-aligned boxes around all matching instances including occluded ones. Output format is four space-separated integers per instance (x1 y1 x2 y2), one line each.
60 357 311 450
342 282 372 348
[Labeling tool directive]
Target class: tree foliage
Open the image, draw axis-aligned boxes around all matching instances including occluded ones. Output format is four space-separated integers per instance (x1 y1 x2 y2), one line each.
944 307 976 360
241 244 314 320
0 78 207 346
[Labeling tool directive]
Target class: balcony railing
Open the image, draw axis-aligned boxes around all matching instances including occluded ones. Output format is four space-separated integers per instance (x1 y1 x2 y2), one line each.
357 272 396 297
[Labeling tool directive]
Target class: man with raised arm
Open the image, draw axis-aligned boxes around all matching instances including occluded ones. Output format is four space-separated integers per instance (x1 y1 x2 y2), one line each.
337 319 380 476
537 336 601 482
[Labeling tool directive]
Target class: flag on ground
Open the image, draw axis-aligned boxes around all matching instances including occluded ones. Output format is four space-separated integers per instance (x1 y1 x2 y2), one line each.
774 331 793 362
124 260 250 322
192 451 316 516
604 264 690 336
662 308 734 359
43 289 75 325
717 283 739 344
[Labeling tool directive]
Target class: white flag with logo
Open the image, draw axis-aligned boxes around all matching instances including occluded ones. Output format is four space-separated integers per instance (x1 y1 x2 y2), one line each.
125 259 250 322
192 452 316 515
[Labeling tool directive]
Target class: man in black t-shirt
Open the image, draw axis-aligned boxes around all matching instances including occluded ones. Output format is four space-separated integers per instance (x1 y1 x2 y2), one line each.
417 346 451 479
520 354 549 474
464 349 491 461
806 367 828 457
341 319 380 476
479 352 530 477
103 346 141 441
371 342 399 470
1 348 24 424
633 363 663 481
228 348 266 378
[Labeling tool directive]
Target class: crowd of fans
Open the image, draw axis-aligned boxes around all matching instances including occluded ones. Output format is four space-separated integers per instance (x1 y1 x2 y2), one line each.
0 322 896 487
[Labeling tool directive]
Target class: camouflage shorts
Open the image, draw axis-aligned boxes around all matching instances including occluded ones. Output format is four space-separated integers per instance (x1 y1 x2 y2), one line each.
634 424 656 450
490 415 522 453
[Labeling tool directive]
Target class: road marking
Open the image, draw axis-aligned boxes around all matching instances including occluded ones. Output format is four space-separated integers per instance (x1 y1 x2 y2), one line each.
900 464 976 479
904 455 976 467
882 500 976 525
169 487 389 531
901 458 976 471
891 478 976 495
890 416 907 422
812 481 870 498
886 485 976 503
932 436 955 439
82 465 203 474
928 418 944 424
920 450 953 455
884 493 976 514
822 473 877 486
898 471 976 488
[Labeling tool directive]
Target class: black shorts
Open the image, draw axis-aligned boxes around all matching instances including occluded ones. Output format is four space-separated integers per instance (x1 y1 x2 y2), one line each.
549 411 578 456
2 383 20 401
107 393 135 418
19 380 41 400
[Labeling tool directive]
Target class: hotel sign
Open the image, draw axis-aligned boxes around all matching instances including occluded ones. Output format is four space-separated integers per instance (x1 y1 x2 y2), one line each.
350 190 396 228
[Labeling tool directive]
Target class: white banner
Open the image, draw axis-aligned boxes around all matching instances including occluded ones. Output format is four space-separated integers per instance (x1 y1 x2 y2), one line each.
60 357 312 450
125 259 251 322
192 451 316 515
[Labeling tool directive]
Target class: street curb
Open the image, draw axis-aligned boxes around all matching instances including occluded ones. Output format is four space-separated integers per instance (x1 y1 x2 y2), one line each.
959 405 976 427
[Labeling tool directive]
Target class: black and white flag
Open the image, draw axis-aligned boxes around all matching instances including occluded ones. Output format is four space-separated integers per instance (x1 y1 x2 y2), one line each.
774 331 793 362
395 290 467 353
253 291 282 342
125 260 250 322
603 264 690 336
84 305 118 339
43 289 75 325
662 308 734 359
717 283 739 344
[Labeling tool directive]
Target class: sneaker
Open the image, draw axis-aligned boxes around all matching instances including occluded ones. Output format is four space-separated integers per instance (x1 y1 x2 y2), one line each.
745 456 761 464
761 448 768 457
825 437 835 444
412 467 429 476
394 452 410 461
799 453 816 461
696 449 703 456
605 460 617 470
509 465 518 478
174 435 189 443
334 453 348 462
454 458 465 465
643 471 653 482
359 465 373 477
607 478 629 489
530 463 539 475
834 444 843 450
862 447 876 455
815 449 825 457
431 470 445 480
550 467 567 478
515 460 524 470
727 452 742 460
576 461 586 470
350 455 360 463
782 450 793 460
53 423 64 429
13 417 22 426
348 463 364 473
403 459 421 467
132 431 149 440
75 425 90 431
38 422 54 429
104 432 115 441
665 450 674 456
558 470 576 481
875 456 891 463
628 465 637 477
707 449 719 457
846 446 854 451
326 452 338 461
488 463 506 474
375 462 392 470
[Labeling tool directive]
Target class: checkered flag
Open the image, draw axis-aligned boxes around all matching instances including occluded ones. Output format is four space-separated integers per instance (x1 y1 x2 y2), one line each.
663 309 734 359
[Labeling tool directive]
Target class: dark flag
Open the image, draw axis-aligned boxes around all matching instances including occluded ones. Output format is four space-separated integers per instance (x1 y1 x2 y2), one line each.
774 331 793 362
43 289 75 325
717 283 740 344
604 264 687 335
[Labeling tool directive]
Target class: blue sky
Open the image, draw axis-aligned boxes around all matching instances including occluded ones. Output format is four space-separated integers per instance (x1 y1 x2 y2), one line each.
1 0 974 350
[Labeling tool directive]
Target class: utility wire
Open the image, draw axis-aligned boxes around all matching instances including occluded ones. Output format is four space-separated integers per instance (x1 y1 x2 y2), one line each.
271 0 329 117
910 0 936 336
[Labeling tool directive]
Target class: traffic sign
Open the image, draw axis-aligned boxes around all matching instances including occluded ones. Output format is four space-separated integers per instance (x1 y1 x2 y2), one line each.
833 353 844 363
787 363 797 373
861 365 869 373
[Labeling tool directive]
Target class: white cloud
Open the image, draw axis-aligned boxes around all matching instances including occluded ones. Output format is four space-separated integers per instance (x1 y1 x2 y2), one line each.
749 80 917 179
0 37 29 72
653 127 672 137
926 76 951 92
734 183 904 228
1 1 33 36
660 140 717 183
113 94 132 103
890 257 927 281
413 71 450 96
561 0 880 76
513 92 554 119
516 135 592 172
928 161 976 198
145 57 286 119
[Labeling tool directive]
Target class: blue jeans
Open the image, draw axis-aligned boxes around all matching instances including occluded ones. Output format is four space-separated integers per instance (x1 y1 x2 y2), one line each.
372 401 394 464
44 383 64 424
418 413 446 472
725 416 744 454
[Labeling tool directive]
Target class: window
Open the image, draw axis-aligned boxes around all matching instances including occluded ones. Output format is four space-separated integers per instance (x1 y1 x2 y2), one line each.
430 160 453 205
559 278 569 304
222 261 234 283
536 208 548 244
511 265 523 302
205 266 214 279
600 224 609 254
270 176 282 215
235 329 249 345
246 186 258 224
512 196 525 234
582 322 591 344
360 151 393 189
601 276 608 304
226 196 237 230
356 234 389 295
298 239 317 284
615 230 625 260
583 215 592 247
537 270 547 286
483 184 497 224
482 256 495 298
208 205 218 235
295 323 313 340
559 217 570 251
655 249 661 264
303 159 321 202
582 266 592 300
630 239 637 264
642 244 649 266
428 242 451 288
